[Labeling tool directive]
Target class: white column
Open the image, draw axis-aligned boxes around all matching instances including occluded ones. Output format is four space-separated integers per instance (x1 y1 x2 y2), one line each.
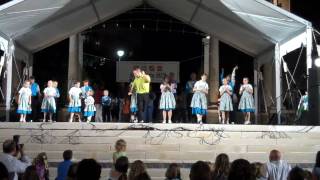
254 61 259 123
208 37 219 103
5 41 13 121
203 38 210 75
68 34 83 89
274 44 282 124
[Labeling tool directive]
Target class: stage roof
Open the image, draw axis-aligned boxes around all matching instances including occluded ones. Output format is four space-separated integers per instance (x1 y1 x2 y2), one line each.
0 0 312 57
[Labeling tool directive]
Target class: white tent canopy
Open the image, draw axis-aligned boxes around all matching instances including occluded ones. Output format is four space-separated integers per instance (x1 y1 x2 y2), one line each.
0 0 313 122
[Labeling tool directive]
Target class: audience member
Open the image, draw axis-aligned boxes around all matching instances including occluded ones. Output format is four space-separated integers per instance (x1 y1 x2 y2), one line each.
22 165 39 180
113 139 127 164
66 163 78 180
304 169 312 180
212 153 229 180
189 161 211 180
251 162 266 180
109 156 129 180
32 152 49 180
165 163 181 180
313 151 320 180
128 160 147 180
287 166 305 180
133 172 151 180
0 140 31 180
76 159 101 180
228 159 254 180
0 162 9 180
262 150 291 180
56 150 73 180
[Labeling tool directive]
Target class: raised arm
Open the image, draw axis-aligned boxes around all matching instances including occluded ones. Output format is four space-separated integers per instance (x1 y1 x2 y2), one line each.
231 66 238 87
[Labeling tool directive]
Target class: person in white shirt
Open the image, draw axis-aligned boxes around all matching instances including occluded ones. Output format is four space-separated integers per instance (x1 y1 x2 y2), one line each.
262 149 291 180
0 140 31 180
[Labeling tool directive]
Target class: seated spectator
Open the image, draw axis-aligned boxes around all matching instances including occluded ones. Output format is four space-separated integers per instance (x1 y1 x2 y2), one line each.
251 162 265 180
189 161 211 180
66 163 78 180
165 163 181 180
287 166 305 180
304 169 312 180
228 159 254 180
133 172 151 180
262 149 291 180
33 152 49 180
212 153 229 180
22 165 39 180
56 150 73 180
0 162 9 180
109 156 129 180
76 159 101 180
313 151 320 180
129 160 147 180
0 140 31 180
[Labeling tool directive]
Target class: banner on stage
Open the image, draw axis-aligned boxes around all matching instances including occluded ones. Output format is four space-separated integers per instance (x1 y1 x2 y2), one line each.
116 61 180 83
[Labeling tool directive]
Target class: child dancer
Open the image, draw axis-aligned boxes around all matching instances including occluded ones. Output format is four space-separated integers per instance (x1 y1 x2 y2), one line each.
84 90 96 123
219 78 233 124
53 81 60 122
41 80 57 122
129 81 138 123
17 80 32 122
160 76 176 123
101 89 112 122
190 74 209 124
113 139 127 164
68 82 82 122
238 77 254 124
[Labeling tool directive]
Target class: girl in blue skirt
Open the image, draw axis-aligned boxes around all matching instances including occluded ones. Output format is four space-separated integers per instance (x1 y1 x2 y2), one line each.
238 77 254 124
84 90 96 123
219 78 233 124
17 80 32 122
160 76 176 123
68 81 82 122
41 80 57 122
190 74 208 124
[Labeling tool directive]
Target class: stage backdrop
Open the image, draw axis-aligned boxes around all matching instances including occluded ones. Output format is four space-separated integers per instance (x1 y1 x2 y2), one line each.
116 61 180 83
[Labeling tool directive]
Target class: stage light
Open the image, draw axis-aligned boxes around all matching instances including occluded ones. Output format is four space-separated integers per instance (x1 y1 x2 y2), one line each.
314 57 320 67
206 35 210 39
117 50 125 61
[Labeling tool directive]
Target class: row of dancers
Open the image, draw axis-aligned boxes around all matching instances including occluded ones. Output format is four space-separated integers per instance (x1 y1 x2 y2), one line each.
16 68 254 124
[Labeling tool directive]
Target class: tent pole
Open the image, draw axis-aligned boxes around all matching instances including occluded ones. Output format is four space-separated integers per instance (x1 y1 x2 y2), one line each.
5 41 13 122
254 60 259 124
275 44 282 124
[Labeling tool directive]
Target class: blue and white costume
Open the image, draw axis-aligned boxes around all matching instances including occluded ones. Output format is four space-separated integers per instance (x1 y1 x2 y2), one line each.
159 84 176 111
84 96 96 117
41 87 57 113
68 87 82 113
238 84 255 112
17 87 32 114
130 93 138 113
190 80 208 115
219 85 233 111
81 85 93 99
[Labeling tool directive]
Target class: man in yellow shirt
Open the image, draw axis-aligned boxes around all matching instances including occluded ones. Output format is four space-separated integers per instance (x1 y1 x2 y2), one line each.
129 68 151 123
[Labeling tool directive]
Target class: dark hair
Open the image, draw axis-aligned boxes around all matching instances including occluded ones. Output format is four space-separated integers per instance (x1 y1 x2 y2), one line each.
67 163 78 179
29 76 35 80
129 160 146 180
166 163 181 180
76 159 101 180
287 166 305 180
315 151 320 168
63 150 73 161
212 153 230 179
0 162 9 180
115 156 129 180
251 162 263 178
133 172 151 180
23 165 40 180
2 140 16 154
189 161 211 180
228 159 254 180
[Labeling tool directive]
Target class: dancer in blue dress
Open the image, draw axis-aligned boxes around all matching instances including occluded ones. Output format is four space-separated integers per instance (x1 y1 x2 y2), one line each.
84 90 96 123
41 80 57 122
130 91 138 123
190 74 209 124
68 81 82 122
219 78 233 124
160 76 176 124
17 80 32 122
238 77 254 124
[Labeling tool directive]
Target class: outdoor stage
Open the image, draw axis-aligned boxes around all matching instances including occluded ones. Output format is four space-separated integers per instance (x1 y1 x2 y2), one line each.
0 122 319 179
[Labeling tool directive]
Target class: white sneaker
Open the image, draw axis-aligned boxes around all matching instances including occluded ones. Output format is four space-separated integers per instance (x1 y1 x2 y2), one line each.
133 119 138 123
162 120 166 124
140 120 144 123
168 120 172 124
244 121 251 125
197 120 202 124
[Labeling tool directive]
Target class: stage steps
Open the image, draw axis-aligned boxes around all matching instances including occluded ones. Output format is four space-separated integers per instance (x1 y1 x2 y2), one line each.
0 122 319 179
